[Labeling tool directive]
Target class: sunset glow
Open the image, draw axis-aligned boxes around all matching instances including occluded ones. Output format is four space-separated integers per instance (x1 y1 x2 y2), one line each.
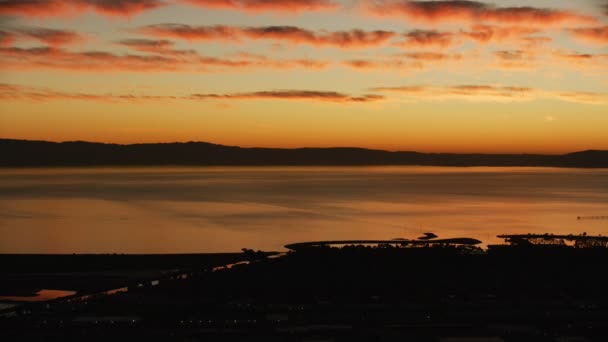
1 0 607 153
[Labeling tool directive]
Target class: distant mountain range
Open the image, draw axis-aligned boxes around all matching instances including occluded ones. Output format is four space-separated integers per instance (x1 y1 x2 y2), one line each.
1 139 607 167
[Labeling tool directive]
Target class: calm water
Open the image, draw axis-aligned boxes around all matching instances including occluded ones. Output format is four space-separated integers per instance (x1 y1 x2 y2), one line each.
0 167 607 253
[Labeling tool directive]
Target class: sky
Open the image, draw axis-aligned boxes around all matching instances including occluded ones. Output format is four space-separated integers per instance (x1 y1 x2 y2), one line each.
0 0 607 154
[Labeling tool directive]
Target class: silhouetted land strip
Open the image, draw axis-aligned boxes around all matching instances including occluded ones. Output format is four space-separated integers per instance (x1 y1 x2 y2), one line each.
0 253 249 297
2 236 608 341
285 238 482 251
2 139 608 167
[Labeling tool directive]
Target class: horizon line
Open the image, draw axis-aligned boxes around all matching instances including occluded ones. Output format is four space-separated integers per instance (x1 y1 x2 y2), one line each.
1 138 604 156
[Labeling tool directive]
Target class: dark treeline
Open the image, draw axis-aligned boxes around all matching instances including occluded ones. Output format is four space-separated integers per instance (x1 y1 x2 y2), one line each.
2 139 608 167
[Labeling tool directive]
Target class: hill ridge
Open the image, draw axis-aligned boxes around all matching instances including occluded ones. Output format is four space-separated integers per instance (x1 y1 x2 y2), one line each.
1 139 607 167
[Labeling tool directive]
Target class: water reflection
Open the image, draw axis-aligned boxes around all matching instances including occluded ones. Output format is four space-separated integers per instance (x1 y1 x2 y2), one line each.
0 167 607 253
0 289 76 302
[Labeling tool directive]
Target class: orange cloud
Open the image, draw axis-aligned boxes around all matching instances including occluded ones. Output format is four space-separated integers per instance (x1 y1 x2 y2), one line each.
342 51 462 71
371 84 535 102
342 59 421 70
395 25 547 49
0 83 183 102
460 25 539 43
494 50 526 60
399 52 458 61
190 90 384 102
365 0 597 25
567 26 608 45
140 24 241 41
0 83 382 104
491 49 537 69
371 84 607 104
180 0 337 13
553 91 608 104
0 0 166 18
0 0 70 17
117 38 176 53
10 27 84 47
554 52 596 61
0 46 329 72
552 51 608 70
0 31 15 47
80 0 166 17
396 29 453 48
141 24 396 48
520 36 552 48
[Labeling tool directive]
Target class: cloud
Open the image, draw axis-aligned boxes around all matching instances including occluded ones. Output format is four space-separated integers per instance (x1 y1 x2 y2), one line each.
552 51 608 70
552 91 608 105
0 83 179 102
180 0 337 13
460 25 539 43
554 52 596 61
80 0 166 16
371 84 535 102
491 49 536 69
0 0 166 18
243 26 396 48
0 31 14 47
342 59 421 70
0 83 383 104
494 50 525 61
567 26 608 45
399 51 460 61
0 0 70 17
342 51 463 71
140 24 241 41
364 0 597 25
117 38 176 53
371 84 608 104
141 24 396 48
10 27 84 47
396 29 453 48
520 36 552 48
394 25 549 49
190 90 385 102
0 46 329 72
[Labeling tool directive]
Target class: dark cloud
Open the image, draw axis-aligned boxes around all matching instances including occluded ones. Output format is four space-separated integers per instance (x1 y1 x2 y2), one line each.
180 0 337 13
141 24 396 48
0 31 14 47
190 90 385 102
117 38 175 53
12 27 83 47
365 0 597 25
140 24 240 40
398 29 453 48
459 25 538 43
0 0 166 18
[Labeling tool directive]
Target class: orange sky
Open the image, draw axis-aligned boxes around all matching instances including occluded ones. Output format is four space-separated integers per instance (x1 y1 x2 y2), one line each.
1 0 607 153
